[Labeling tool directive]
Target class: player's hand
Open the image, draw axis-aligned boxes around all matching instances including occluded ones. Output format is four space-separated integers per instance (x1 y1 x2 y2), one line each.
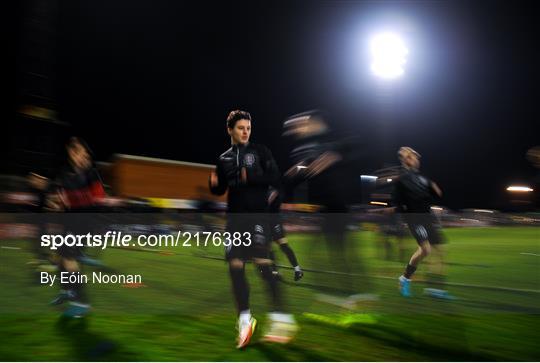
431 182 442 197
294 269 304 281
240 167 247 184
268 190 278 205
210 171 218 187
284 162 306 178
45 194 63 211
28 173 49 191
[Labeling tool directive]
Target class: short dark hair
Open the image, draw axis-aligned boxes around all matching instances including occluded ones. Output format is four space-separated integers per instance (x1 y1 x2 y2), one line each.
226 110 251 129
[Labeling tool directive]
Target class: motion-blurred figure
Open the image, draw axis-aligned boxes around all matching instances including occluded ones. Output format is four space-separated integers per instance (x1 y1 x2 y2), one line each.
283 111 364 298
393 147 452 299
49 137 106 318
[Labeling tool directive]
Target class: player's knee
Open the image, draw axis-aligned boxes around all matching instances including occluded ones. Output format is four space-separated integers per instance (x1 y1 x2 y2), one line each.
253 258 272 266
229 258 244 270
420 243 431 256
276 238 287 245
258 264 274 280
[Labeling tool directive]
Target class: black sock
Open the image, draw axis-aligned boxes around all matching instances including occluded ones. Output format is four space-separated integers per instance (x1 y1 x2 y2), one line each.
268 250 278 272
404 264 417 279
279 243 299 268
259 265 283 311
229 266 249 313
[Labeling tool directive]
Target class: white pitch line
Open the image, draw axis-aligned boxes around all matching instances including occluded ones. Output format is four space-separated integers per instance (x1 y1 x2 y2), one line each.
1 246 21 250
520 252 540 257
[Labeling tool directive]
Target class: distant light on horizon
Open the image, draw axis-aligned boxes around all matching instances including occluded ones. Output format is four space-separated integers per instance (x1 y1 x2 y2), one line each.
370 32 408 79
370 201 388 206
506 186 533 192
473 209 495 213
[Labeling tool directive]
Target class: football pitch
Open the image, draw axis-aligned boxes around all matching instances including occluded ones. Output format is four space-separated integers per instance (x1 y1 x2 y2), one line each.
1 226 539 361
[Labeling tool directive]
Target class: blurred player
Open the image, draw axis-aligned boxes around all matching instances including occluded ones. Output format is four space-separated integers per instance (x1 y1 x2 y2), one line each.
267 186 304 281
49 137 106 318
393 147 452 299
209 110 297 348
283 111 362 297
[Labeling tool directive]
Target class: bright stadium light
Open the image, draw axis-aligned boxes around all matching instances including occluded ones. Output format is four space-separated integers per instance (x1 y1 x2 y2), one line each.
370 32 408 79
506 186 534 192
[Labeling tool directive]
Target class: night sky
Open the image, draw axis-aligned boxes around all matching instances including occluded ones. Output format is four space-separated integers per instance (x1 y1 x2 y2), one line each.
7 0 539 209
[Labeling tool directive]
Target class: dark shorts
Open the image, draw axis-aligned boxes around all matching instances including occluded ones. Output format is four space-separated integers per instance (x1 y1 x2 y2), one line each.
268 214 286 241
405 214 444 245
225 215 271 261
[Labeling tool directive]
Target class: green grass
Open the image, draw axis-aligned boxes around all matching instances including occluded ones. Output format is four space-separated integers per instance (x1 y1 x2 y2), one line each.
0 227 539 361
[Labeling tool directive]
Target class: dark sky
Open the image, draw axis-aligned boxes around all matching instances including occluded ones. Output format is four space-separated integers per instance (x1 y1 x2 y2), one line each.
8 0 539 209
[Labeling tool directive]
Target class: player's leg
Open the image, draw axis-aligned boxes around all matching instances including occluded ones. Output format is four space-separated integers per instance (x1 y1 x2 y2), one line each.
399 222 432 297
253 219 298 344
267 217 283 278
255 257 298 343
59 257 91 318
275 236 303 281
228 257 256 348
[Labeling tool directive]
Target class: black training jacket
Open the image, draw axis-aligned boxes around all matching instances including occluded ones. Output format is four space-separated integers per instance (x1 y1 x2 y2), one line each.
392 168 439 213
210 142 280 212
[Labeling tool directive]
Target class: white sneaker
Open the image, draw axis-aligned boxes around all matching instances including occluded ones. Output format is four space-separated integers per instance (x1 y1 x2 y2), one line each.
237 316 257 349
261 313 298 344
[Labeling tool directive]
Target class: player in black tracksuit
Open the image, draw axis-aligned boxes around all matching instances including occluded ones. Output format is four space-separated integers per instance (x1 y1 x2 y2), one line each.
283 111 361 295
393 147 451 299
209 110 297 348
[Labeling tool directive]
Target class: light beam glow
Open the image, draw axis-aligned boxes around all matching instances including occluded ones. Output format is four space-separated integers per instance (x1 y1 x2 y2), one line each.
370 32 408 79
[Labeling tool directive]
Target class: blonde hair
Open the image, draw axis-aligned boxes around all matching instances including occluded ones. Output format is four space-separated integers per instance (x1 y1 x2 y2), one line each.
398 146 421 164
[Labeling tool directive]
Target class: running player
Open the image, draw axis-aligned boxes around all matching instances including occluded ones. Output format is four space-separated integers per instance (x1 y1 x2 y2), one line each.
209 110 297 348
393 147 451 299
49 137 106 317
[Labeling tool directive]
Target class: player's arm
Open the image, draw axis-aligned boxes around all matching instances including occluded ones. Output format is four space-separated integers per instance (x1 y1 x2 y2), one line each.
305 150 342 178
430 181 442 198
242 146 280 186
209 161 227 195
